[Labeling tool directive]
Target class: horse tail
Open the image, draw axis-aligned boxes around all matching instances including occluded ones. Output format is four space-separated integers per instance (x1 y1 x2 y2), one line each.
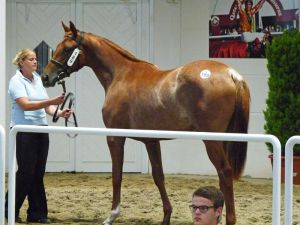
225 71 250 180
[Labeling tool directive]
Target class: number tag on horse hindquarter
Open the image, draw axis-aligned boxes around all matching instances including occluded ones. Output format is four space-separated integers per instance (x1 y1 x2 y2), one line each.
67 48 80 66
200 69 211 79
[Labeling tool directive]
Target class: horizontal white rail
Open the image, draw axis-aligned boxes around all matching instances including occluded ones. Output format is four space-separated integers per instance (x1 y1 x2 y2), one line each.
8 125 281 225
285 136 300 225
0 125 5 225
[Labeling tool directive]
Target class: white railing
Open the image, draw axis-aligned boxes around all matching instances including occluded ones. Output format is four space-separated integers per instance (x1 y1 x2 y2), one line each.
285 135 300 225
8 125 282 225
0 125 5 225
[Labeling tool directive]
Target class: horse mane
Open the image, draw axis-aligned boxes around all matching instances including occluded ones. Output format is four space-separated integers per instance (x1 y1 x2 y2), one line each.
99 36 155 67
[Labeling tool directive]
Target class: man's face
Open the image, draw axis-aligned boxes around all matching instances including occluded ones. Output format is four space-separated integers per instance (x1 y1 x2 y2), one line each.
191 196 222 225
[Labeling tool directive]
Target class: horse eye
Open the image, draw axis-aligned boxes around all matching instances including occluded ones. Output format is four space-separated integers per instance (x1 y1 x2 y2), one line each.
62 47 73 56
64 48 72 53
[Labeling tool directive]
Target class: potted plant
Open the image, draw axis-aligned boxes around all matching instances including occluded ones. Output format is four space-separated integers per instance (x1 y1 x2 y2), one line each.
264 29 300 184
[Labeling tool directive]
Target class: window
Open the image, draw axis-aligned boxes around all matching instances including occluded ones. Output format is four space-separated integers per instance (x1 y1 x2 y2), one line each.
34 41 53 75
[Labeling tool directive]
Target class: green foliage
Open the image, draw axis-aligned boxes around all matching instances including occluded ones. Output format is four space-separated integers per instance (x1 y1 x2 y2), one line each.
264 29 300 155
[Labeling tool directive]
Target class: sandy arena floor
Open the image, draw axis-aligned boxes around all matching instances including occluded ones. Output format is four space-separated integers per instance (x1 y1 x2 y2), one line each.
10 172 300 225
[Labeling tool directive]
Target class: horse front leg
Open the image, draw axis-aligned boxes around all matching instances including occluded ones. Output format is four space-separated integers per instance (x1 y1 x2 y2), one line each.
145 140 172 225
103 136 125 225
204 140 236 225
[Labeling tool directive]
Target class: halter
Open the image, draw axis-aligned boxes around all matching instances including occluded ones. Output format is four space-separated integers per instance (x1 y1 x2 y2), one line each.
50 31 84 82
50 32 83 136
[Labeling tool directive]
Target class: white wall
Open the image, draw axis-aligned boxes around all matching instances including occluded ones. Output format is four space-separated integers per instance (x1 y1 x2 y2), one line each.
153 0 272 178
0 0 6 128
5 0 288 178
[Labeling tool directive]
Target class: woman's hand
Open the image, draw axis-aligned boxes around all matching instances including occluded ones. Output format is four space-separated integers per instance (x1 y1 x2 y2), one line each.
59 108 73 118
17 94 65 111
50 95 65 105
45 95 74 117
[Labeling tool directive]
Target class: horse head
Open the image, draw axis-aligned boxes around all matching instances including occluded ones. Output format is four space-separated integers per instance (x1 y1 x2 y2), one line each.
42 21 85 87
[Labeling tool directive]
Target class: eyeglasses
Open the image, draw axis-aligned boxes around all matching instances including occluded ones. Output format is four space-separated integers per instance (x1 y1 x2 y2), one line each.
189 204 215 213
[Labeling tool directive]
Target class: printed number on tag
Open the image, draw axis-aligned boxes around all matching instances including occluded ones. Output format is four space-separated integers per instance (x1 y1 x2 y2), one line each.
67 48 80 66
200 69 211 79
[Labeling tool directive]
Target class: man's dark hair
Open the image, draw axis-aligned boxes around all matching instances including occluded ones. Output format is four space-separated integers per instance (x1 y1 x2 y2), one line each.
192 186 224 209
245 0 253 6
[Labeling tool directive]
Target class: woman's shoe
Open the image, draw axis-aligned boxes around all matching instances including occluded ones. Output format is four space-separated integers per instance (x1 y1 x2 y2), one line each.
16 217 22 223
5 215 22 223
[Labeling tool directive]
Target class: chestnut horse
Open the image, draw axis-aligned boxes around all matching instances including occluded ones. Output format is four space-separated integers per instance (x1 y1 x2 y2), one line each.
42 22 250 225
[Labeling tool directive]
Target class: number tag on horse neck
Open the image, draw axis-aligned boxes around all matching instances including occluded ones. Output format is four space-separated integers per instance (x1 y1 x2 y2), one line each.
67 48 80 66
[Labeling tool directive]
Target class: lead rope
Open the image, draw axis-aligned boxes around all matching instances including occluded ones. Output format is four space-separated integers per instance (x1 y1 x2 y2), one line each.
52 80 78 138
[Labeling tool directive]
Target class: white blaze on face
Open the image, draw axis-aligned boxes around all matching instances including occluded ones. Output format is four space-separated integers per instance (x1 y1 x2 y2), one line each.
228 68 243 81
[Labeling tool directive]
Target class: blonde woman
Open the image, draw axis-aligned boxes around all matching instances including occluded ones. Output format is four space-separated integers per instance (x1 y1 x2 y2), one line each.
5 48 72 223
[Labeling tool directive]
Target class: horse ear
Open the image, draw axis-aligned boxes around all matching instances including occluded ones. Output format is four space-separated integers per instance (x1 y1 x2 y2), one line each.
62 21 70 32
69 21 78 38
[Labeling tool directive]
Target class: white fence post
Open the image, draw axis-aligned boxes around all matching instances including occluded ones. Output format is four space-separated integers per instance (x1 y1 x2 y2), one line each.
285 135 300 225
8 125 281 225
0 125 5 225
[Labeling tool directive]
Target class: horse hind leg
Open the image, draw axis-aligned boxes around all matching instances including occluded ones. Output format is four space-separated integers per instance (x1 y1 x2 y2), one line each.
103 136 125 225
144 140 172 225
204 140 236 225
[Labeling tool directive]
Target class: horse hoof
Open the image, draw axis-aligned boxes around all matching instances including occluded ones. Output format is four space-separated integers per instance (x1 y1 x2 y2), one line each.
102 219 113 225
102 205 121 225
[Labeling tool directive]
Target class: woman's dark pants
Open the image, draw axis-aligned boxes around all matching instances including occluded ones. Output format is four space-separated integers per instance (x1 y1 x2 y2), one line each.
5 132 49 220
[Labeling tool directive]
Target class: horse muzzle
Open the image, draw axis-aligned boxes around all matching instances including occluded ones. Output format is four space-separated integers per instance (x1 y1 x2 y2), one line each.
41 74 57 87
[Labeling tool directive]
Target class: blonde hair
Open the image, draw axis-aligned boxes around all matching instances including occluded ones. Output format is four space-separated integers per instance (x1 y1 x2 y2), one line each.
12 48 36 67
